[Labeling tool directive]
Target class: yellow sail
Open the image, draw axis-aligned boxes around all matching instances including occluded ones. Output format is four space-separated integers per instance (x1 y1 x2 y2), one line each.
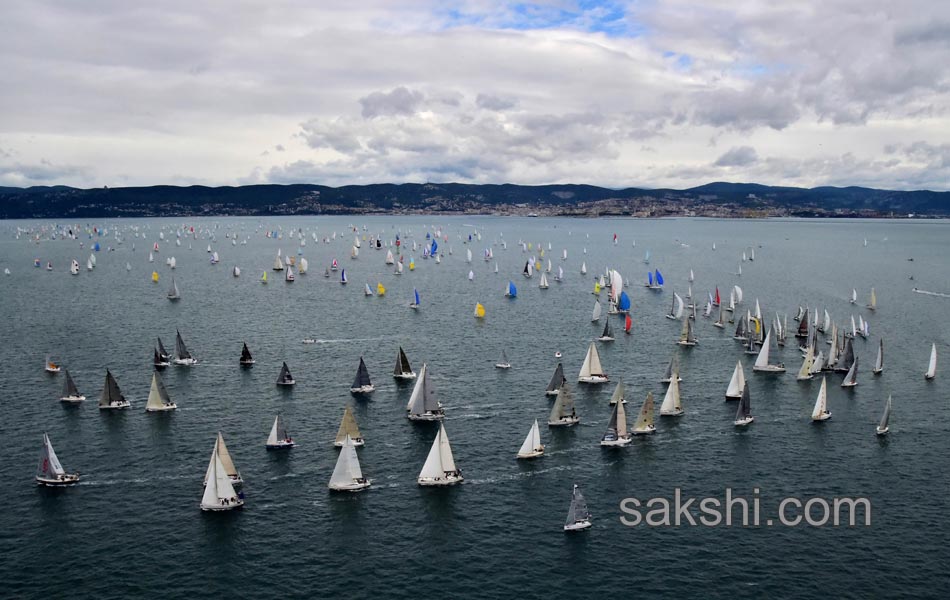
409 260 415 271
377 282 386 296
593 282 601 295
151 271 159 282
535 260 541 271
474 302 485 318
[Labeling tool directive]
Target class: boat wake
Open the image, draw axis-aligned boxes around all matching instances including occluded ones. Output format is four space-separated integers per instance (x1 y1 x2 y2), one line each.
913 288 950 298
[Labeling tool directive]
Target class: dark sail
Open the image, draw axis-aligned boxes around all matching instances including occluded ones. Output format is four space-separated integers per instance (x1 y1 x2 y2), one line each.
394 346 413 376
63 369 80 397
796 308 809 338
99 370 126 407
276 362 294 385
546 363 566 393
836 338 855 372
240 342 253 364
736 383 752 420
175 330 192 360
352 357 372 388
157 337 169 361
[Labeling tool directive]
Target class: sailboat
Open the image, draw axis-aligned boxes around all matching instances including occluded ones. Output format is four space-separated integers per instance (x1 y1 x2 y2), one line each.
340 268 347 285
608 379 626 405
474 302 486 319
722 360 745 400
70 259 80 275
377 282 386 296
173 329 197 365
276 362 295 386
155 338 171 369
505 281 517 298
867 288 877 311
36 433 80 486
563 484 592 531
409 288 421 309
666 293 685 320
545 362 566 396
60 369 85 403
875 396 891 435
752 329 785 372
335 405 364 447
99 369 131 409
516 419 545 459
495 349 511 369
167 276 181 300
239 342 255 367
624 314 632 334
44 355 61 373
925 343 937 379
200 442 243 511
265 414 295 449
734 383 754 426
548 383 580 426
539 272 549 289
285 265 295 282
578 342 608 383
145 371 177 411
631 391 657 435
329 435 371 491
841 356 859 387
417 422 462 486
202 432 243 486
872 339 884 374
659 355 682 383
811 376 832 421
407 363 444 420
350 357 375 393
850 288 857 304
273 254 284 271
581 261 587 275
677 317 698 346
797 346 815 380
298 257 308 274
261 271 268 284
601 395 632 446
393 346 417 380
659 371 684 416
591 299 602 323
597 320 615 342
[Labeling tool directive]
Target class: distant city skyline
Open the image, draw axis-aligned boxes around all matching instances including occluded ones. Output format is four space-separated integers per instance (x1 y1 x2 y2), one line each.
1 1 948 190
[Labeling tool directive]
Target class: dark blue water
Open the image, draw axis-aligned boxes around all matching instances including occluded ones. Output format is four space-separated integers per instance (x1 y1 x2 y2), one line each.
1 217 947 598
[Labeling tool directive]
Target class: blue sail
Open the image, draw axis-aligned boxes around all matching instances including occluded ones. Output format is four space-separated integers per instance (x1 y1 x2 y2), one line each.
648 271 654 286
414 288 420 305
655 270 664 286
618 291 631 311
430 239 438 255
93 242 100 252
341 268 347 283
508 281 517 297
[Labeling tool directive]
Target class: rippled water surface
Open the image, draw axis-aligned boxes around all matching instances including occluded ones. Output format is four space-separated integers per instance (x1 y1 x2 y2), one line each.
1 216 948 598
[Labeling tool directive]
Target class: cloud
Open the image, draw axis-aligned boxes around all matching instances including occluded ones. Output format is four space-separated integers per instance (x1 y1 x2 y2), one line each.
714 146 759 167
359 86 425 118
475 93 518 111
0 159 90 186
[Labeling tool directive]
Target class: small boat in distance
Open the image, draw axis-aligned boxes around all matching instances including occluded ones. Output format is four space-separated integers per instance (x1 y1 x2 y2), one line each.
200 442 244 511
145 371 177 412
876 395 892 436
329 435 371 491
734 383 754 426
276 362 295 386
239 342 255 367
350 356 375 394
563 484 592 531
60 369 86 403
265 414 295 450
495 349 511 369
600 395 632 446
631 391 657 435
335 405 364 447
548 383 580 426
407 363 445 421
417 422 463 486
36 433 80 486
167 276 181 301
409 288 420 309
872 338 884 374
203 432 243 486
155 338 171 369
578 342 608 384
545 362 566 396
811 376 832 421
99 369 131 409
725 361 745 400
173 330 198 366
925 342 937 380
393 346 417 380
516 419 545 459
45 356 60 373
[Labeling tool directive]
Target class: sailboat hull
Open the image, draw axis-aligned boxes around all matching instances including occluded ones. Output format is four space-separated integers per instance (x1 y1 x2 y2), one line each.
578 376 608 384
100 401 131 410
876 426 889 435
752 365 786 373
631 426 656 435
494 363 511 369
173 358 198 366
600 436 632 447
265 440 296 450
329 480 371 491
276 380 295 386
734 416 754 426
200 498 244 511
349 385 375 394
418 473 463 486
812 413 832 422
597 336 614 342
36 474 80 486
408 411 444 421
660 409 685 417
393 372 417 380
516 449 544 459
334 438 364 448
145 403 177 412
548 416 580 427
60 395 86 403
564 519 592 531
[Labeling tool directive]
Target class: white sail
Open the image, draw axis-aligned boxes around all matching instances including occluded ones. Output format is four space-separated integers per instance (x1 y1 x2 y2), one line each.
329 435 367 490
204 432 241 484
811 377 830 420
578 342 605 381
925 343 937 379
201 445 240 510
659 374 683 415
797 346 815 380
417 423 460 483
145 372 176 411
266 415 282 446
516 420 544 458
725 361 745 398
591 300 602 322
873 339 884 373
754 329 772 368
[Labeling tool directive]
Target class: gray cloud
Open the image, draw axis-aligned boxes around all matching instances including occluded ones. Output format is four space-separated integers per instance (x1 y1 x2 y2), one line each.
0 160 90 185
476 93 518 111
714 146 759 167
359 86 425 119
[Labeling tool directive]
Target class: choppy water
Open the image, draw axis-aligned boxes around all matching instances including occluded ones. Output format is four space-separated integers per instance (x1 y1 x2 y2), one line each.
1 216 948 598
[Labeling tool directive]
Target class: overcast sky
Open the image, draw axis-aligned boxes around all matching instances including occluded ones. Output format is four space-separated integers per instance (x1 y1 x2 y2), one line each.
1 0 948 190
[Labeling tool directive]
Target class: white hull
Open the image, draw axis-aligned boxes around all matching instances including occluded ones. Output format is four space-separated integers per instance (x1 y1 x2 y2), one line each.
349 385 375 394
752 365 786 373
418 474 463 486
200 498 244 511
495 363 511 369
734 416 754 427
173 358 198 366
631 426 656 436
240 360 256 366
660 409 684 417
678 341 697 347
841 381 857 388
145 403 177 412
545 390 560 397
266 440 296 450
796 373 814 381
329 480 372 492
60 395 86 403
598 336 614 342
45 367 61 373
36 474 80 486
724 393 741 401
872 368 882 375
100 401 131 409
548 417 580 427
334 438 365 447
812 413 832 422
578 375 608 384
516 450 544 459
564 520 592 531
276 380 296 386
393 372 417 380
600 436 632 447
875 426 889 436
408 412 444 421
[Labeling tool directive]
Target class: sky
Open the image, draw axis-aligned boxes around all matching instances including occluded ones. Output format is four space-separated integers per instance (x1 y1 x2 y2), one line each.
1 0 948 190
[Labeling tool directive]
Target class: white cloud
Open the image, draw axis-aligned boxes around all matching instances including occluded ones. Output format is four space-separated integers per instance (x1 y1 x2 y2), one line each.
0 1 948 190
